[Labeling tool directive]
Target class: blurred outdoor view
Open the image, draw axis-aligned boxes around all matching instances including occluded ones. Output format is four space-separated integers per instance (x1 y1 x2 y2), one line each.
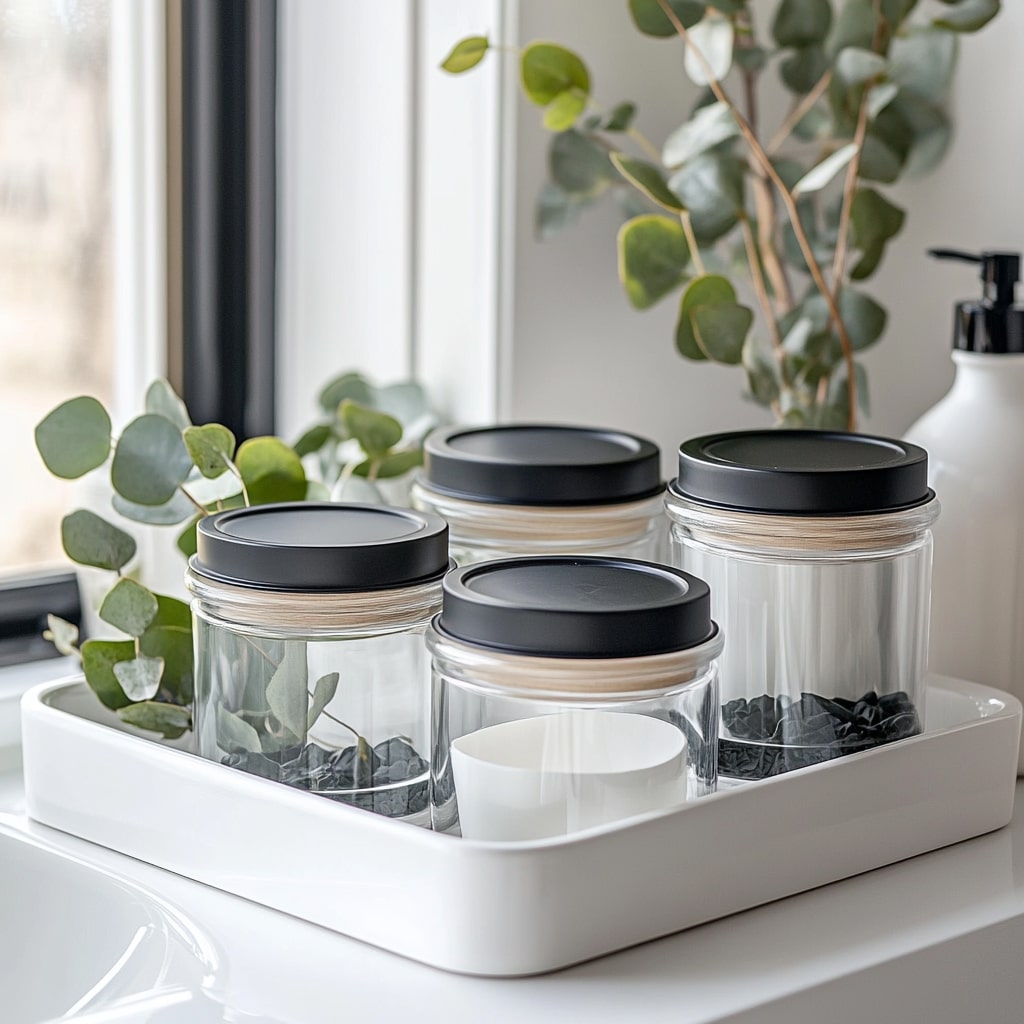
0 0 112 575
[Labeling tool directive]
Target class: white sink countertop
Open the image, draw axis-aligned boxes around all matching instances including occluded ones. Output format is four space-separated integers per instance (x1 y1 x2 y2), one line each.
3 664 1024 1023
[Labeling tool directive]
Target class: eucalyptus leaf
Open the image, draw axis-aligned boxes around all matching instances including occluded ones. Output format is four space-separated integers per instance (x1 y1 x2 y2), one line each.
675 275 752 363
112 489 196 527
216 705 262 753
151 593 191 629
683 16 734 87
118 701 191 740
144 379 191 431
735 45 769 73
793 143 859 195
236 436 307 504
293 423 334 458
866 82 899 121
780 46 830 93
603 101 637 131
827 0 877 55
610 154 684 212
113 656 165 702
849 188 905 279
882 0 917 20
35 396 111 479
804 287 888 351
305 480 331 501
628 0 704 37
177 515 200 559
319 373 373 416
266 644 309 741
374 382 429 426
549 130 615 195
773 0 833 48
440 35 489 73
61 509 136 572
859 133 904 182
743 344 781 407
892 95 952 176
668 152 744 243
352 448 424 480
521 43 590 107
834 47 887 87
536 182 592 238
334 475 385 503
934 0 999 32
793 106 831 141
140 624 193 704
43 614 79 657
111 414 193 506
889 28 957 104
340 401 403 458
184 424 237 479
661 102 739 168
830 361 871 416
617 215 690 310
99 577 159 637
543 88 587 131
307 672 340 730
80 638 134 710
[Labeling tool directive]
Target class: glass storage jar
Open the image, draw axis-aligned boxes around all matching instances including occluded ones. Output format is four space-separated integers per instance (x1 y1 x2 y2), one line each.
665 431 940 782
428 557 723 840
186 502 449 823
410 424 665 564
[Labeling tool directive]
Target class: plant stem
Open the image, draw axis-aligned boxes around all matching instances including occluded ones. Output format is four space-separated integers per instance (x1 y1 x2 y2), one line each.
739 214 788 383
680 211 705 274
766 71 833 155
223 456 251 506
655 0 857 428
179 485 207 516
627 127 663 163
318 707 363 743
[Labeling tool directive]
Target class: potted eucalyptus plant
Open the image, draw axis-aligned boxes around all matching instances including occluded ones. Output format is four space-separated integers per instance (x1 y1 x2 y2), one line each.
443 0 999 430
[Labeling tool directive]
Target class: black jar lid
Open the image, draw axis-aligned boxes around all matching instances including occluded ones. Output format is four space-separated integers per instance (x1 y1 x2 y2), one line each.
422 424 663 505
670 430 931 515
193 503 449 591
436 557 715 659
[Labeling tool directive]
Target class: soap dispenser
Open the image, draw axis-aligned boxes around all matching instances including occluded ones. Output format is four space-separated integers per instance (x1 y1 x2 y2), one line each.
904 249 1024 771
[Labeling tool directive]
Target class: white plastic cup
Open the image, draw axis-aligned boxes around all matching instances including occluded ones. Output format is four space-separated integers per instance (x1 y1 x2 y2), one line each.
450 710 688 841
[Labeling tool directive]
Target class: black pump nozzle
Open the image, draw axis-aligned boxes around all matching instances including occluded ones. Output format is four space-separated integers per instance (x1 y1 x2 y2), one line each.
929 248 1020 306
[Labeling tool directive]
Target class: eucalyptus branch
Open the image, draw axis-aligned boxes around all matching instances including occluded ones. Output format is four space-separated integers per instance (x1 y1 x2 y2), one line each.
587 97 662 163
680 211 705 275
223 456 251 507
179 484 207 516
739 214 787 382
830 83 872 292
767 72 833 156
654 0 857 428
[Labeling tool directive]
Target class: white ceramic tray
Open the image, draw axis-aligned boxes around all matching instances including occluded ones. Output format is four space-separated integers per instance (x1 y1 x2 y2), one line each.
21 675 1021 977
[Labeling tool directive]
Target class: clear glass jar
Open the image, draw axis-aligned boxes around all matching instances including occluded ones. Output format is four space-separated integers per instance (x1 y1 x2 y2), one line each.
428 557 723 840
186 502 449 824
665 431 940 782
410 424 666 564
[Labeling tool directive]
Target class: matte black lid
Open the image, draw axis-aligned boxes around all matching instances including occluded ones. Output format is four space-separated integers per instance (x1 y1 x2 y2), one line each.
671 430 931 514
437 557 715 658
193 503 449 591
422 424 662 505
929 248 1024 354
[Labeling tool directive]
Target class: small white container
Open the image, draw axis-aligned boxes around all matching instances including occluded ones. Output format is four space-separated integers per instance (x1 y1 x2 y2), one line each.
410 424 665 564
427 556 723 838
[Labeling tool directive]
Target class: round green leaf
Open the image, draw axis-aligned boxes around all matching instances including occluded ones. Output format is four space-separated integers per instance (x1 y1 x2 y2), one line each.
35 396 111 479
834 47 887 87
353 448 424 480
850 188 906 279
140 624 194 704
151 593 192 629
549 130 615 195
610 154 684 213
934 0 999 32
793 143 859 196
236 436 307 505
184 423 237 479
266 644 309 741
827 0 877 55
859 133 904 182
440 35 489 73
80 638 135 710
520 43 590 107
217 706 261 752
617 215 691 310
683 16 734 87
603 102 637 132
99 577 159 637
543 88 587 131
112 488 196 526
889 28 956 104
780 45 830 92
667 152 745 243
307 672 340 731
111 414 193 506
340 401 403 458
662 102 740 168
628 0 704 36
374 382 430 426
145 379 191 431
675 275 753 363
772 0 833 48
61 509 137 571
177 515 200 559
119 701 191 740
113 656 165 702
536 182 592 239
292 423 334 458
319 372 373 416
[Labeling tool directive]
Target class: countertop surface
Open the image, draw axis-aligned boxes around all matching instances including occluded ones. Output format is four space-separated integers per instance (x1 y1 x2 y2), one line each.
3 663 1024 1023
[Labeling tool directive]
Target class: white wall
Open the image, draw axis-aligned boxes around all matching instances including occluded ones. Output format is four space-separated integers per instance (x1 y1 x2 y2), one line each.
504 1 1023 475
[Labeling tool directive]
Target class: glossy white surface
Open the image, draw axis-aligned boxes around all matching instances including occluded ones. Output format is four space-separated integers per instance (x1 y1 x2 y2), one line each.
18 675 1021 977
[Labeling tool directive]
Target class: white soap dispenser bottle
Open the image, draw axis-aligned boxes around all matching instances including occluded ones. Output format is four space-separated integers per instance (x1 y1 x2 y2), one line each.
905 249 1024 771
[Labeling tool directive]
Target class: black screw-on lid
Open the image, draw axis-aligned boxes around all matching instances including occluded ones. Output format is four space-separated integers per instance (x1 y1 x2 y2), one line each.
436 557 715 658
193 503 449 591
422 424 663 505
670 430 931 514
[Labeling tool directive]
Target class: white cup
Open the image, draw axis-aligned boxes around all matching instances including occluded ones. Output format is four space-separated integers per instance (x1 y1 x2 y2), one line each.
450 710 688 841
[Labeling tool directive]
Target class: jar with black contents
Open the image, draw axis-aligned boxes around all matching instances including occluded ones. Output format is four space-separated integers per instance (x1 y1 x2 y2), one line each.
186 503 449 823
665 431 940 781
410 424 665 564
428 557 722 840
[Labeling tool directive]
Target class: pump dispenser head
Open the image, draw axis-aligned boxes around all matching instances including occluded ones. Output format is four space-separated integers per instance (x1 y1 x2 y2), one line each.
929 248 1024 353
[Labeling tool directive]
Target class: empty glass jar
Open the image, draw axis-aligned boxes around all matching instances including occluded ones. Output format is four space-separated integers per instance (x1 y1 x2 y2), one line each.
410 424 665 564
186 502 449 823
665 431 940 781
428 556 723 840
